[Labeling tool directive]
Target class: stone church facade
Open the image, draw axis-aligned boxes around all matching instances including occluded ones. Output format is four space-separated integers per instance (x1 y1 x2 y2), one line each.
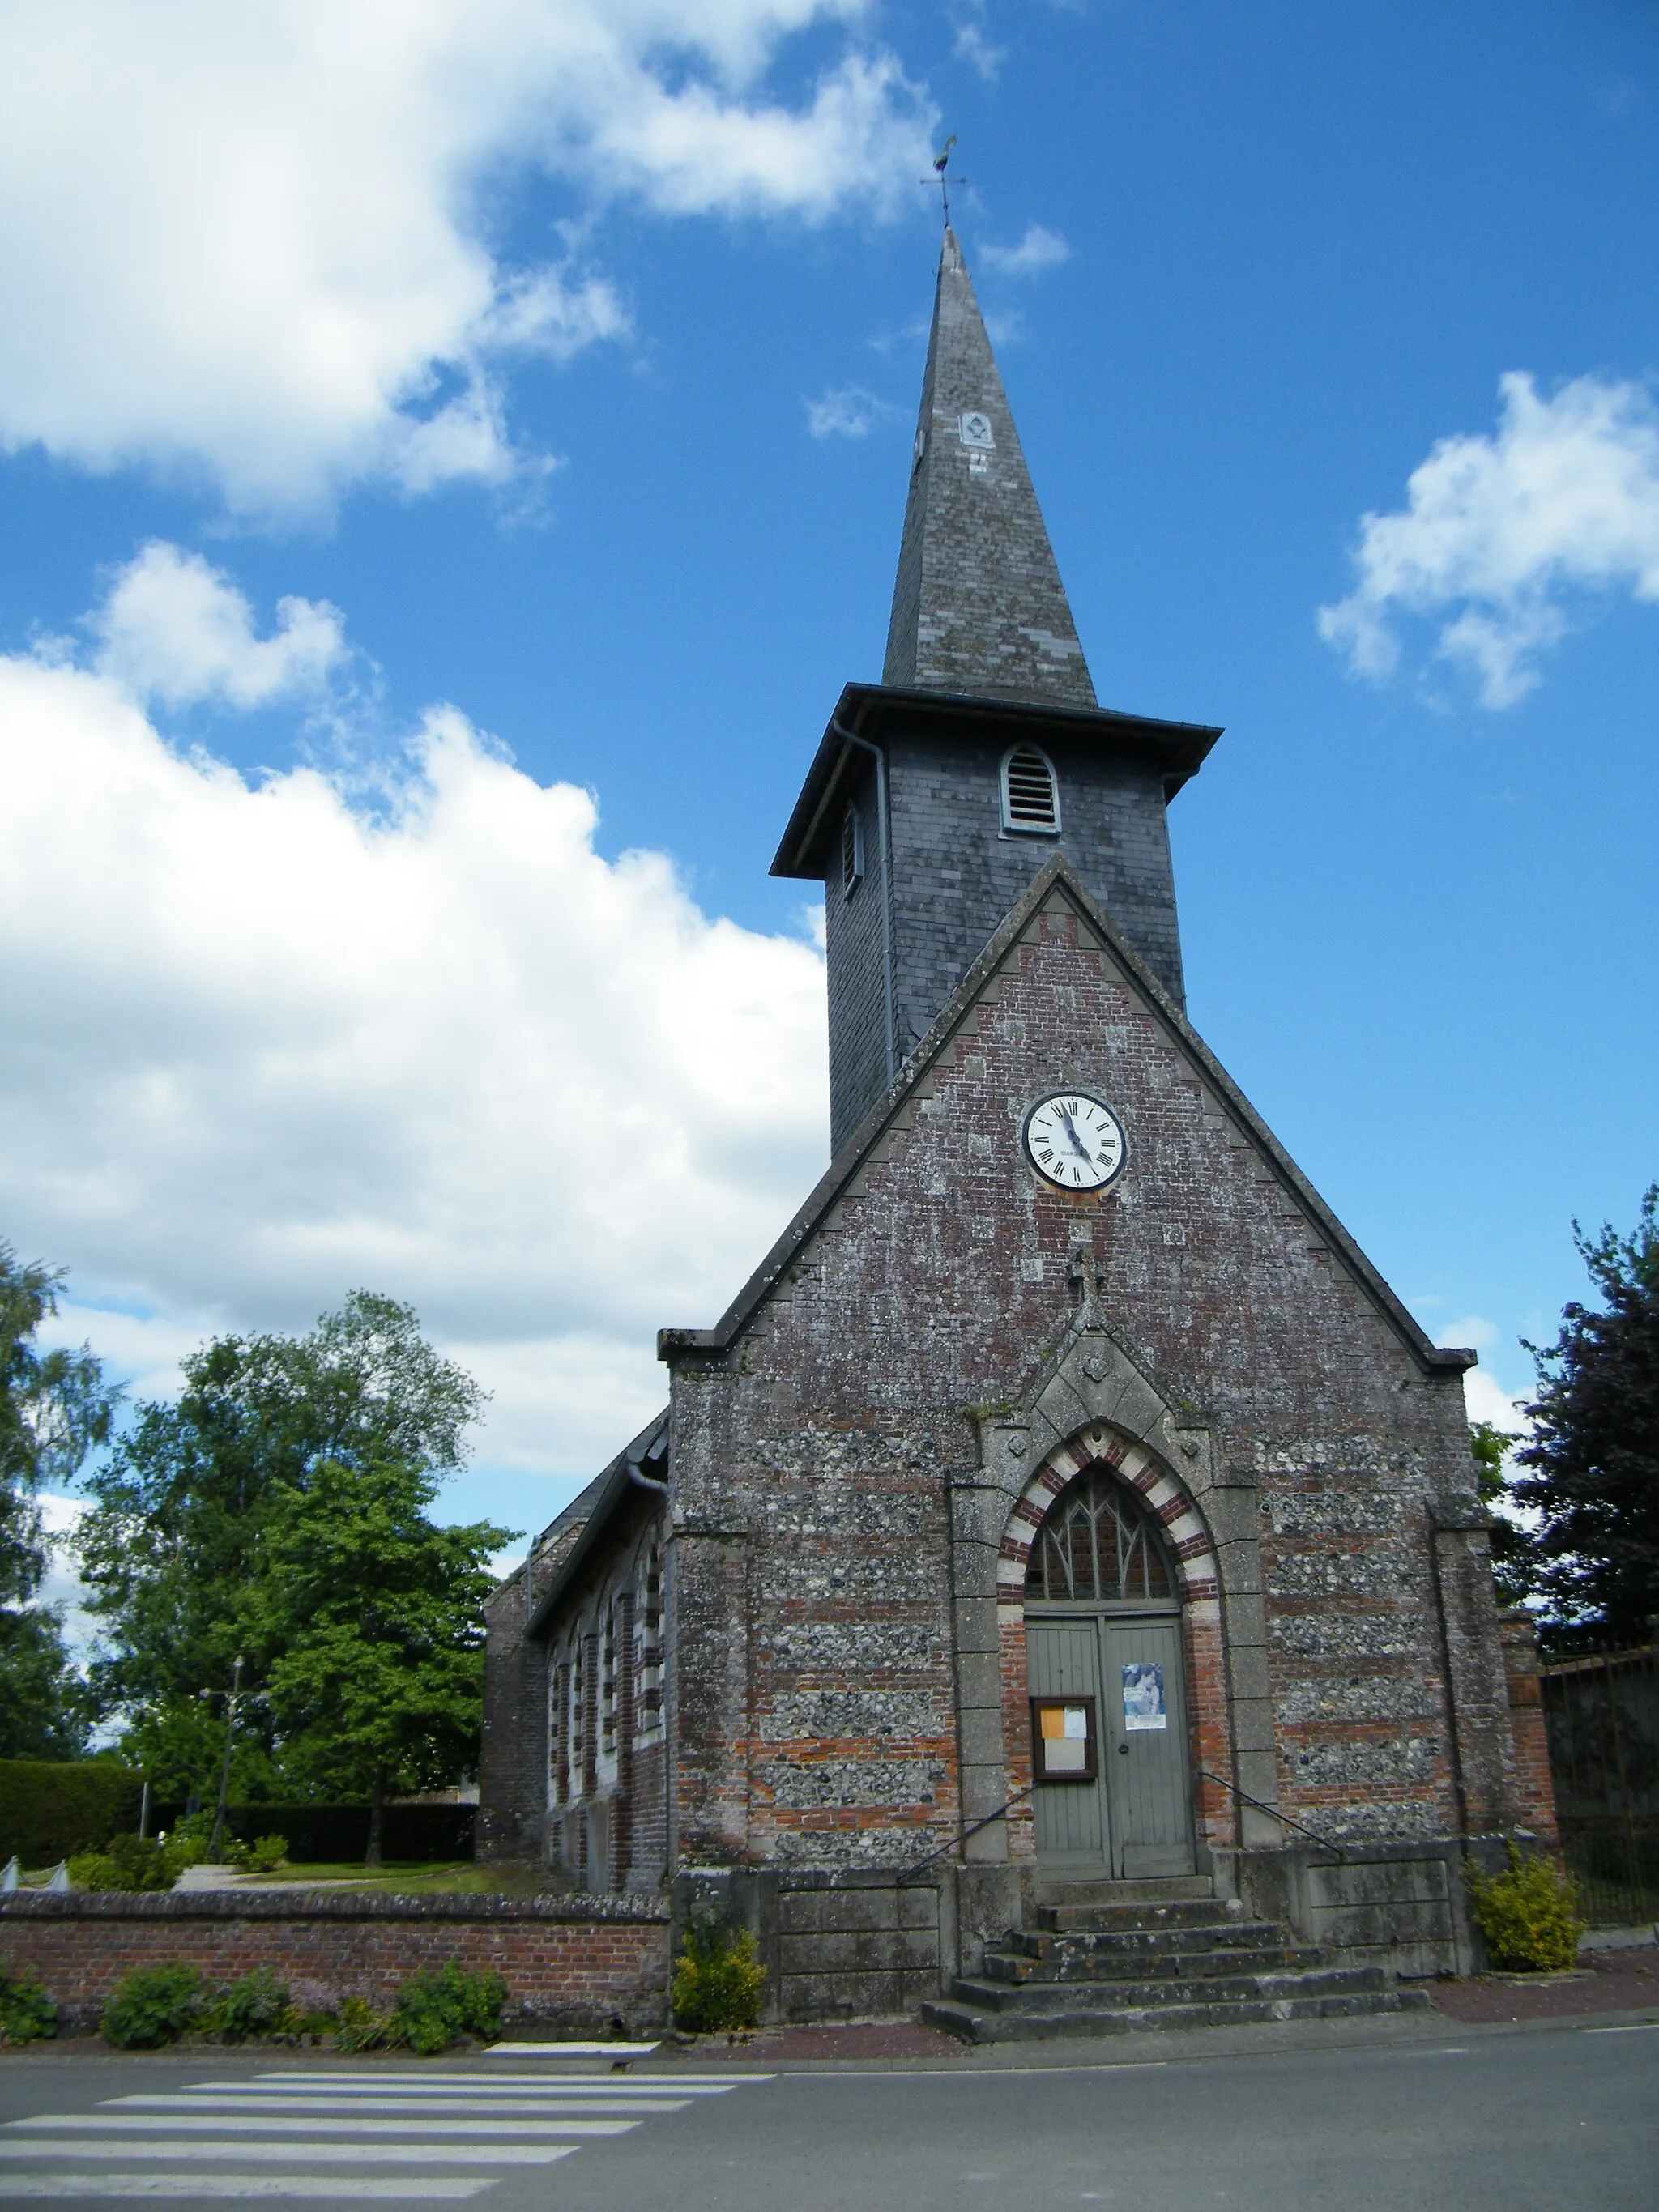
481 229 1555 2026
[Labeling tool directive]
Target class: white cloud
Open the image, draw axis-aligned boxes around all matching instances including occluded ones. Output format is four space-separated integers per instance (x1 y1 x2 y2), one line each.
979 224 1071 279
35 1304 211 1413
0 2 935 513
89 543 348 711
1436 1312 1500 1353
28 1494 97 1663
1432 1314 1529 1434
1462 1368 1529 1435
805 385 894 438
0 629 830 1485
953 19 1005 82
1319 372 1659 707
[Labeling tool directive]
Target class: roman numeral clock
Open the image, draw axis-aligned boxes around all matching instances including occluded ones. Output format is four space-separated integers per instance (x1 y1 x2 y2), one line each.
1023 1092 1127 1192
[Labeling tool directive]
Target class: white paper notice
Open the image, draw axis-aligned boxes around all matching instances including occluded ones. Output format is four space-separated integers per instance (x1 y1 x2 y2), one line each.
1122 1662 1166 1731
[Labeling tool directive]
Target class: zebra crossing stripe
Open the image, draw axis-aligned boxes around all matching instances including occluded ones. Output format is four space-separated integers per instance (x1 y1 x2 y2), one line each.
109 2095 682 2116
0 2141 578 2167
10 2115 637 2139
240 2072 751 2091
1 2056 767 2197
0 2179 489 2200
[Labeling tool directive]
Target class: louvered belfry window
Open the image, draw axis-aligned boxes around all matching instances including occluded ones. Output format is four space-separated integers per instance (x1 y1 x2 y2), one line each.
1026 1468 1174 1602
1002 744 1060 833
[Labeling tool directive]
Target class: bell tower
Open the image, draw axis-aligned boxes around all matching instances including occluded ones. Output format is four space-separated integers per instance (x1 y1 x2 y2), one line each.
774 227 1222 1153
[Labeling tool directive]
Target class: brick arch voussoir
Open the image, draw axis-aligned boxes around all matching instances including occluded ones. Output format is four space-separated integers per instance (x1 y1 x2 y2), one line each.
997 1424 1220 1610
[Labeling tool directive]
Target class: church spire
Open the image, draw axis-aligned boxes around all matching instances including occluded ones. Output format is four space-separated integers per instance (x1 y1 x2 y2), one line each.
882 226 1096 709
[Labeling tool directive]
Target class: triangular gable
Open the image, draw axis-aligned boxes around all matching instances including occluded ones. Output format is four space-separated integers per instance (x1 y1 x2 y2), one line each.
659 851 1473 1381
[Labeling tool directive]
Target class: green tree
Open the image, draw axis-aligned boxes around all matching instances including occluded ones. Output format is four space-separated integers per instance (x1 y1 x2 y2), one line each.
76 1291 488 1800
260 1456 512 1863
0 1242 118 1758
1469 1420 1538 1611
1513 1186 1659 1644
114 1694 280 1807
0 1609 95 1759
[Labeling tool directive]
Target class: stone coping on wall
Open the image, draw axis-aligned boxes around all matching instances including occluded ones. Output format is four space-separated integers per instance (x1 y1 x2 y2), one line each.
0 1889 668 1925
718 1867 946 1893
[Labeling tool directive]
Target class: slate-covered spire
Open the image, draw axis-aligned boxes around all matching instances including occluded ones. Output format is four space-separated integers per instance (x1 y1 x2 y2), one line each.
882 227 1096 709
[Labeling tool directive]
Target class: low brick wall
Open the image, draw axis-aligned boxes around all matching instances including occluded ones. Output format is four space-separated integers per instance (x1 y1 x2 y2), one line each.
0 1890 670 2037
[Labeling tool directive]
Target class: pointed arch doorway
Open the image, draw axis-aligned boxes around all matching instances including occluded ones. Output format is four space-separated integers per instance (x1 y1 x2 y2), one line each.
1024 1466 1197 1877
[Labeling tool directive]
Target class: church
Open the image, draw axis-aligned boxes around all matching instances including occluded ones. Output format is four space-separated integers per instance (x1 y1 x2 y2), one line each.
480 228 1555 2033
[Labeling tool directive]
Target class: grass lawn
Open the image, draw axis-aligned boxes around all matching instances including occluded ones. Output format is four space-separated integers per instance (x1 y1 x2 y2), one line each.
245 1860 570 1896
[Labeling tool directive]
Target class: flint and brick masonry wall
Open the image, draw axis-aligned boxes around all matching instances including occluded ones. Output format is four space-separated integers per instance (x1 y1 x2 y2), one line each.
0 1892 670 2036
1498 1609 1561 1848
663 883 1520 1871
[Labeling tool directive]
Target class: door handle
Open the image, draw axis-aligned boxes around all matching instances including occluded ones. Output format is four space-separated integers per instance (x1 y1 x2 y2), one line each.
1117 1742 1129 1755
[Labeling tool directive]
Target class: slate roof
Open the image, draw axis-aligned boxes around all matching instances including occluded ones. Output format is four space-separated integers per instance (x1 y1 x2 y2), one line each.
883 226 1096 709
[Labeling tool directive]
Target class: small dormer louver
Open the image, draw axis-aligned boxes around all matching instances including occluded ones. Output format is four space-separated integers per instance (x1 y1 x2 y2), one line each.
842 803 865 896
1002 744 1060 833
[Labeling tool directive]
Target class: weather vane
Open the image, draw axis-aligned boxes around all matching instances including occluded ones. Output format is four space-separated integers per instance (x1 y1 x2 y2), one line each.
924 134 967 228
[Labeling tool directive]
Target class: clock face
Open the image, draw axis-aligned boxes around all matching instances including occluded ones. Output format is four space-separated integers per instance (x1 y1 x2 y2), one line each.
1024 1092 1127 1192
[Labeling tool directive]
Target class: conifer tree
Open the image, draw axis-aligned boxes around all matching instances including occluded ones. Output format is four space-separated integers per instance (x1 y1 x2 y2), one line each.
1514 1187 1659 1643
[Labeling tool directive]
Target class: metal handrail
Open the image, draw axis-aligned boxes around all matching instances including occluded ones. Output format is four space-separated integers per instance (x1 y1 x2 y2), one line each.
898 1767 1345 1886
898 1784 1035 1884
1197 1769 1346 1863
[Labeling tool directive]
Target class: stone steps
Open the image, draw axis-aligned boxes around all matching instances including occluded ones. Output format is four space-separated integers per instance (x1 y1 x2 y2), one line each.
1008 1919 1286 1958
953 1963 1388 2013
1038 1897 1249 1933
922 1879 1427 2045
922 1985 1431 2044
1033 1873 1218 1907
979 1942 1326 1986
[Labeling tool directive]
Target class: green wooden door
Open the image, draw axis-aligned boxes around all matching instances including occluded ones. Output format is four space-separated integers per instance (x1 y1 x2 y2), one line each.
1026 1612 1195 1877
1099 1617 1196 1877
1026 1616 1107 1865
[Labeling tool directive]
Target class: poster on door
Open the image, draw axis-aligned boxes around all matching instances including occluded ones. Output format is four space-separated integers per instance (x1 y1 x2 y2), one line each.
1122 1661 1166 1731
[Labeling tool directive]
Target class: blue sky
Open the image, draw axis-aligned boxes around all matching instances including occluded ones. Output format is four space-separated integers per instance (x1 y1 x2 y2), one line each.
2 0 1655 1563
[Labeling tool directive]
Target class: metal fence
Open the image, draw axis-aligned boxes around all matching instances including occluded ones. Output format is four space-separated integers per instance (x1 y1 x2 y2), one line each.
1539 1643 1659 1926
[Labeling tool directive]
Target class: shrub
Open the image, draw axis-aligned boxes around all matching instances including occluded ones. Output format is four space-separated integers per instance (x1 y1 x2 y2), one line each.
1466 1843 1586 1971
154 1810 218 1878
209 1967 293 2044
335 1993 390 2054
224 1833 289 1874
671 1905 764 2035
389 1964 508 2056
0 1967 57 2047
67 1834 173 1892
102 1963 205 2048
0 1759 143 1866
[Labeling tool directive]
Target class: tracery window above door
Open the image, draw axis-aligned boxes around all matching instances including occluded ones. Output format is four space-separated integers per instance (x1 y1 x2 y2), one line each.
1025 1466 1175 1603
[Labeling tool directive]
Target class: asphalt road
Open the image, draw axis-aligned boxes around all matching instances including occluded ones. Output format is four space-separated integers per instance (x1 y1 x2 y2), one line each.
0 2018 1653 2211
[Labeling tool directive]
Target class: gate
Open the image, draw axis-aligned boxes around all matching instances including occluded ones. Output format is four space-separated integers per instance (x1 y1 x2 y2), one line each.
1539 1643 1659 1926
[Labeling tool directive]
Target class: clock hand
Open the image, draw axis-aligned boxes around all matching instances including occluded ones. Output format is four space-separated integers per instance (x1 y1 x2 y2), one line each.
1057 1106 1094 1162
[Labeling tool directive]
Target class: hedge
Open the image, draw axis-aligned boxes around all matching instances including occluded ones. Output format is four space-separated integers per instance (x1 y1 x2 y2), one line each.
0 1767 475 1871
0 1760 144 1865
152 1803 476 1864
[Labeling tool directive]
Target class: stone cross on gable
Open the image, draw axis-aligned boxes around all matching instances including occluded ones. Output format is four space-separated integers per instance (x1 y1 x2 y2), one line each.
1068 1247 1110 1320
